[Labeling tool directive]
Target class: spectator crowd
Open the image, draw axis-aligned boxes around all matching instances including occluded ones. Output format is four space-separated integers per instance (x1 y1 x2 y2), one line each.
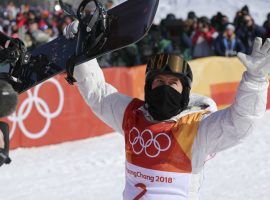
0 1 270 67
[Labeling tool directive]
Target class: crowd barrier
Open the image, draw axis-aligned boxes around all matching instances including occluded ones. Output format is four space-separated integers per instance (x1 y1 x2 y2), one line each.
4 56 270 149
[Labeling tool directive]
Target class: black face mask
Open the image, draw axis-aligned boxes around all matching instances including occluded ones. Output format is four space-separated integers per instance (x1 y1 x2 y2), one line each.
145 85 185 121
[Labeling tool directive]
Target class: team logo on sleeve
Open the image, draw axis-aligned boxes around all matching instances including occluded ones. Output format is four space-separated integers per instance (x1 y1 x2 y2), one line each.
128 127 171 158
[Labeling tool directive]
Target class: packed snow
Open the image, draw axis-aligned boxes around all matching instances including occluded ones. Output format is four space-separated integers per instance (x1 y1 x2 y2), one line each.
1 111 270 200
1 0 270 199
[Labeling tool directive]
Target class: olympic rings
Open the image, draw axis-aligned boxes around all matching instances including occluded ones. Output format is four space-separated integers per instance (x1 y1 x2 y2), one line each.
129 127 171 158
7 78 64 139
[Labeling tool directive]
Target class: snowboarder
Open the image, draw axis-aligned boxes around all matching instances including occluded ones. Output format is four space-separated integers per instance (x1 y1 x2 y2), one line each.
65 21 269 199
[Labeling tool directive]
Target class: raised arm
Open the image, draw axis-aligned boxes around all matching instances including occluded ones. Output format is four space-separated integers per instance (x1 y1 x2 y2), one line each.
74 59 132 134
192 37 270 170
64 21 132 133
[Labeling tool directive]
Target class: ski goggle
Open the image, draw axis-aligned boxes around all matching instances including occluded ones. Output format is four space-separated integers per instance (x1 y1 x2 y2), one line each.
146 54 190 75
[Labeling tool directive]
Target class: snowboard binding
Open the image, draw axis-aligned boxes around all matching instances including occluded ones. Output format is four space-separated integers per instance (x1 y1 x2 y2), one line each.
60 0 110 84
0 33 28 90
0 33 27 72
0 37 25 65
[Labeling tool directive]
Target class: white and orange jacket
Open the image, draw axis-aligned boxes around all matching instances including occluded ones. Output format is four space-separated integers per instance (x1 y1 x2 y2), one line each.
74 59 268 200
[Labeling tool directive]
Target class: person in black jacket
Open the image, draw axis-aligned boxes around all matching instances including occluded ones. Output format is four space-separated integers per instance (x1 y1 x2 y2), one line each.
0 32 20 167
236 15 266 54
263 13 270 38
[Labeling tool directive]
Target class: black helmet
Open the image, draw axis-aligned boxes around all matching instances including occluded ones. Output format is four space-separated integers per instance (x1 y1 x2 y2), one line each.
145 53 193 110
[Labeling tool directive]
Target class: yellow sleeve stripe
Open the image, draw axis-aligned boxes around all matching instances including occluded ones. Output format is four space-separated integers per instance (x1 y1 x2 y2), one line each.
172 111 206 160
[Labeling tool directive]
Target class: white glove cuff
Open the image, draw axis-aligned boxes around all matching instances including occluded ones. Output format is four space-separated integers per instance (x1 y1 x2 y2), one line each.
73 59 103 83
245 70 269 83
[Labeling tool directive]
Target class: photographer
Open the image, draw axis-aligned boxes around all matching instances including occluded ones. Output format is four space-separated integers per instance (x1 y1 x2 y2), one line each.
0 32 21 167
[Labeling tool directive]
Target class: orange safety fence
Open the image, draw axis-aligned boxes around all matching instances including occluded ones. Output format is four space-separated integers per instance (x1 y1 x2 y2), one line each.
3 56 270 149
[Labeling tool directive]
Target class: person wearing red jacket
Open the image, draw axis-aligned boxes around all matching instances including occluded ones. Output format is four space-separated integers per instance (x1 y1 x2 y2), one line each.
192 17 218 58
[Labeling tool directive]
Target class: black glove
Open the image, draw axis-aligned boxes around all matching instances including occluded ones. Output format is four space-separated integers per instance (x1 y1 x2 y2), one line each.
0 121 11 167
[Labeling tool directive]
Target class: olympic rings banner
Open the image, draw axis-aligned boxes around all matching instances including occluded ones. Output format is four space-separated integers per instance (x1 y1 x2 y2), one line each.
4 56 270 149
5 75 115 149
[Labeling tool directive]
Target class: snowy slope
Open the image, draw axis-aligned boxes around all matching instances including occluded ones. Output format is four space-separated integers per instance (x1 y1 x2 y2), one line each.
114 0 270 25
0 1 269 199
1 112 270 200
